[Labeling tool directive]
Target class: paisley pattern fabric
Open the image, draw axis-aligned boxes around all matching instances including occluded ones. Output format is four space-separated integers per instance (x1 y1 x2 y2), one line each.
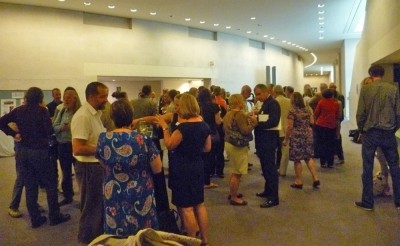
287 107 314 162
96 131 159 236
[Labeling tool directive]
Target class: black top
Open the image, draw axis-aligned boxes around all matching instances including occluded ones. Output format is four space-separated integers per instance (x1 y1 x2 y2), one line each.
46 100 62 118
0 104 54 149
200 103 220 134
175 122 210 161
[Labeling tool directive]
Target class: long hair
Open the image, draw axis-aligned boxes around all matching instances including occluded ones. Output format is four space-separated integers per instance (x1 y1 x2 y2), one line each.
291 92 306 109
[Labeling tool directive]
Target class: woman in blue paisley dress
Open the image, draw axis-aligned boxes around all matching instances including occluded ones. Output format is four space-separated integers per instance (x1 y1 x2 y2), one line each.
283 92 320 189
96 99 162 236
156 94 211 246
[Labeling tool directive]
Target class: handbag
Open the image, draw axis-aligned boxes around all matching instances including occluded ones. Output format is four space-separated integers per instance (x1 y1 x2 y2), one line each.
226 112 253 147
157 209 181 234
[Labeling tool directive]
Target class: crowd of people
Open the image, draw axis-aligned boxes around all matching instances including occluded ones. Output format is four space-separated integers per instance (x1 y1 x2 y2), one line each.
0 64 399 245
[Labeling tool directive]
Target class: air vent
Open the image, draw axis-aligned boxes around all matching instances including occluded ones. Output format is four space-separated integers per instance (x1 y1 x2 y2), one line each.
83 13 132 29
249 39 265 50
189 28 217 41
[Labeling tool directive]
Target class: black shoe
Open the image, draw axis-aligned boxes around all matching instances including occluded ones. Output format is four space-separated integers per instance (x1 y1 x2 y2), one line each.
49 213 71 226
313 180 321 188
59 199 73 206
32 216 47 228
354 201 373 211
290 183 303 189
260 200 279 208
327 165 334 168
256 192 267 198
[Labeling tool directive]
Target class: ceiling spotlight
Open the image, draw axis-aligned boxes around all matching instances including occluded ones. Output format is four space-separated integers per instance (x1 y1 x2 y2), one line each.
319 36 324 39
200 21 205 24
292 43 296 46
246 31 252 34
250 17 256 20
319 22 325 25
185 18 191 21
319 30 325 33
296 45 300 47
282 40 287 43
318 11 325 14
318 4 325 8
269 36 275 40
226 26 231 29
319 17 324 20
263 35 268 38
287 42 291 44
214 23 219 27
108 5 115 9
150 12 157 15
84 1 91 6
130 9 137 12
58 0 66 2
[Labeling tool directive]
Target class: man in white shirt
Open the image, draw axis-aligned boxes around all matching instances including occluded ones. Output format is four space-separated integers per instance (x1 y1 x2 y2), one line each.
71 82 108 244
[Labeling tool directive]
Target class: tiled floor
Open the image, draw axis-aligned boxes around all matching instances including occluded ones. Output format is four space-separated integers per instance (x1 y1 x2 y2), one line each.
0 121 399 245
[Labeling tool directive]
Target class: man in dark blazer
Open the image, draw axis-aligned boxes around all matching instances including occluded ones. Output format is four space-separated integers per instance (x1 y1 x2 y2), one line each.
253 84 281 208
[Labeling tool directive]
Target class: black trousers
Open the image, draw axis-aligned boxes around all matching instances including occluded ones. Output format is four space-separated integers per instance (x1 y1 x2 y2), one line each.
18 147 60 224
58 142 75 200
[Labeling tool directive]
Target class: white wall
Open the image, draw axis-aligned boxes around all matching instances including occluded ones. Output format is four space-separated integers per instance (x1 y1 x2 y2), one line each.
0 3 304 101
349 0 400 126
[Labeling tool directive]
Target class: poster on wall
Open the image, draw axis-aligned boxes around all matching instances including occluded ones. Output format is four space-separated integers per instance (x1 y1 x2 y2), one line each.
1 99 16 117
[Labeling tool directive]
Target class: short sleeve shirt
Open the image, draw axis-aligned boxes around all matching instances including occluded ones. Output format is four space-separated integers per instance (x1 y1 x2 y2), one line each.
71 102 106 162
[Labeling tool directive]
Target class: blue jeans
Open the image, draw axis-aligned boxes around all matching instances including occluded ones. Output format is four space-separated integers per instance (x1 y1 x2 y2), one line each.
361 128 400 207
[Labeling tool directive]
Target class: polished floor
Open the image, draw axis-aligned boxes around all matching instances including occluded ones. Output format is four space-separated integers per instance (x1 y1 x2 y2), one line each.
0 121 399 246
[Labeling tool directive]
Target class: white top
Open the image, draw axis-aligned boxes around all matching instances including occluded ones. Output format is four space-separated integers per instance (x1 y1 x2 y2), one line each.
71 102 105 163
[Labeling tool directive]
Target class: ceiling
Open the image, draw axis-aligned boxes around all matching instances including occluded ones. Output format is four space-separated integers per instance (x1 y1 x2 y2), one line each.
1 0 366 75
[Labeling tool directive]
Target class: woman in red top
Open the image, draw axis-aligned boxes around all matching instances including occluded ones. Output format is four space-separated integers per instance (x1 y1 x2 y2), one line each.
314 89 340 168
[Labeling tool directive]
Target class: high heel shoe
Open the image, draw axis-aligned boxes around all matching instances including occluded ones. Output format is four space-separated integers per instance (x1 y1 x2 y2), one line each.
290 183 303 189
313 180 320 188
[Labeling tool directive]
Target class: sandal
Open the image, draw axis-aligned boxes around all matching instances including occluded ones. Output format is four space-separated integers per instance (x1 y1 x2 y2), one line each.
204 183 218 189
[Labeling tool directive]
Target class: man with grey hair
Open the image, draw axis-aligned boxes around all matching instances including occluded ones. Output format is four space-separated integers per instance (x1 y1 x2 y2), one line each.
273 85 291 176
241 85 252 113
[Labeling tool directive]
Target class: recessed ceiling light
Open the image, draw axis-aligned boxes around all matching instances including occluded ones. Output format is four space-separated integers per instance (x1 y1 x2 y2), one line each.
296 45 300 47
292 43 296 46
246 31 252 34
185 18 191 21
150 12 157 16
130 9 137 13
250 17 256 20
287 42 291 44
213 23 219 27
318 4 325 8
108 5 115 9
319 36 324 39
319 17 324 20
319 30 325 33
84 2 91 6
282 40 287 43
200 21 205 24
263 35 268 38
269 37 275 40
58 0 65 2
319 22 325 25
318 11 325 14
226 26 231 29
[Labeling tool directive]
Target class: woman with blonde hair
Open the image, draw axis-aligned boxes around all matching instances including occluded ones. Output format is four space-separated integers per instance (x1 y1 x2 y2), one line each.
283 92 320 189
156 94 211 245
223 94 257 205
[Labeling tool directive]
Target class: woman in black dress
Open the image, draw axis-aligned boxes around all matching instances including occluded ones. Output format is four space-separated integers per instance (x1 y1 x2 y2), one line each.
156 94 211 245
